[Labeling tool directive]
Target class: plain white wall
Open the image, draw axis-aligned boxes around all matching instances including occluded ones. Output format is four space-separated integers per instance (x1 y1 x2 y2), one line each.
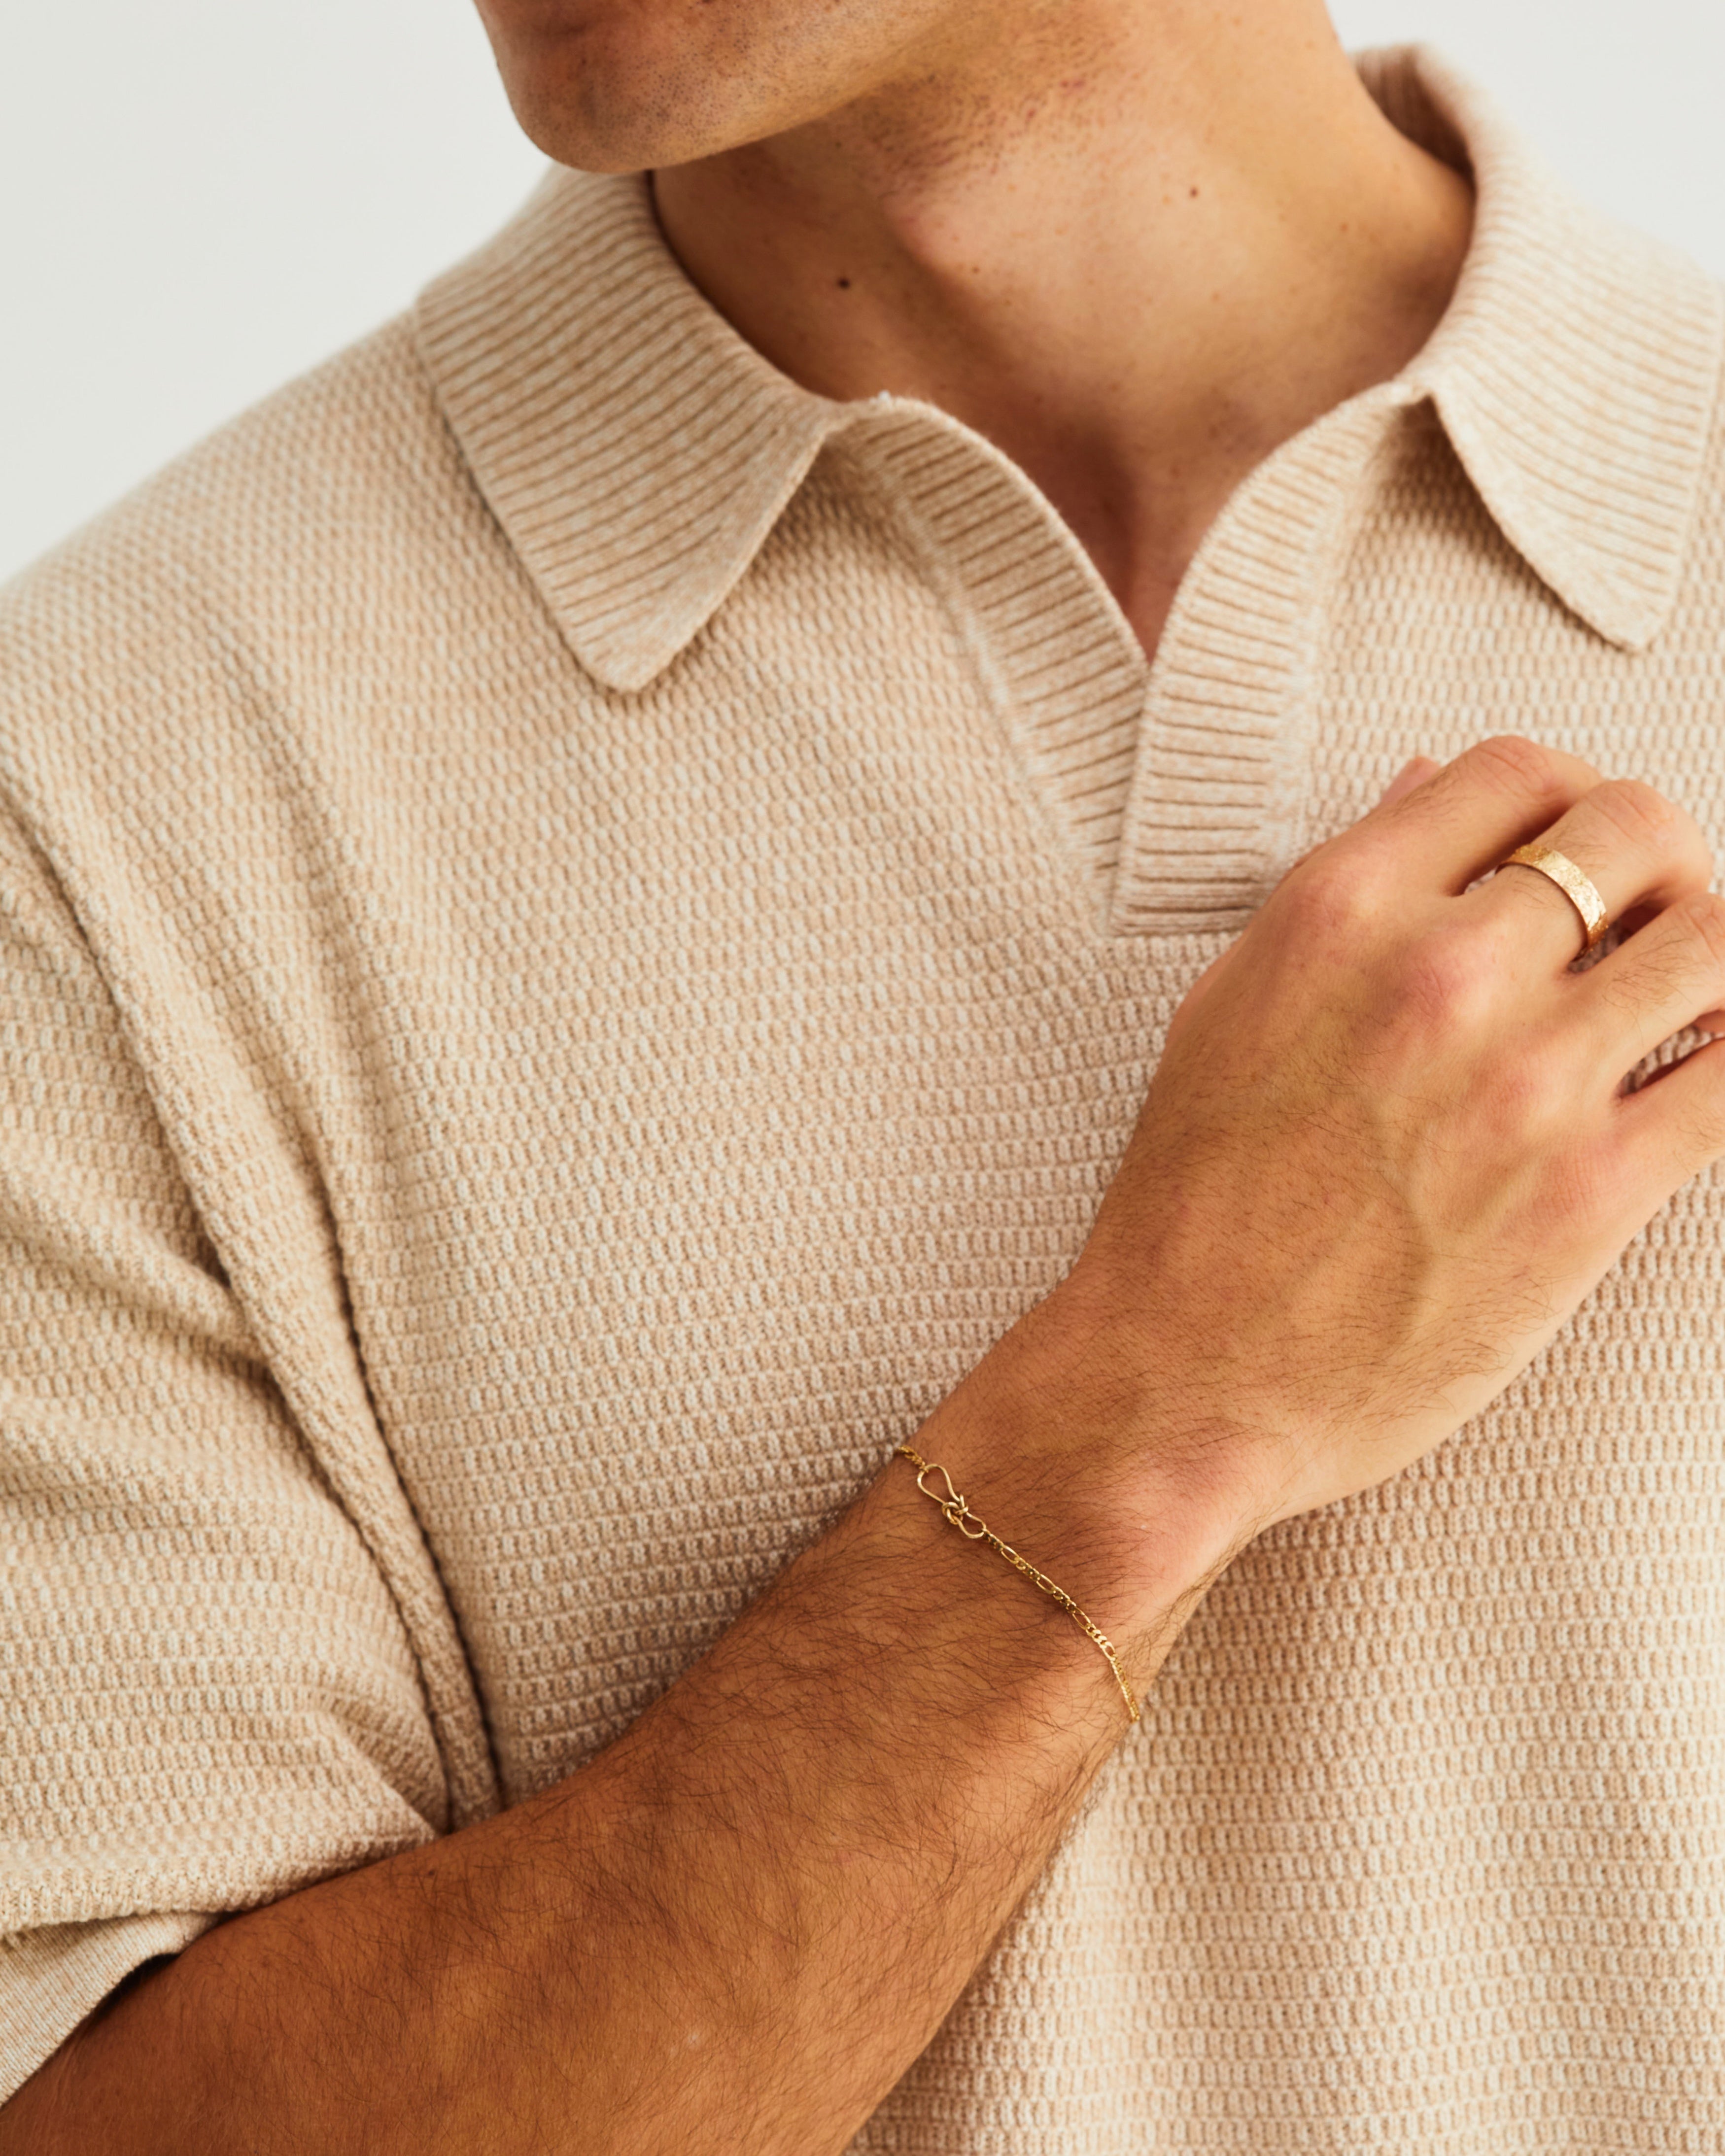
2 1 1721 586
0 0 545 587
1332 0 1725 269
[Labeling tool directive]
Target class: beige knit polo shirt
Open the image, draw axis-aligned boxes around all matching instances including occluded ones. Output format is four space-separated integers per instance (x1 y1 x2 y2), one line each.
4 41 1725 2147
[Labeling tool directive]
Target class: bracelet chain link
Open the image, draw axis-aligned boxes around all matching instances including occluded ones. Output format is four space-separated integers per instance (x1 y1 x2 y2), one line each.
894 1444 1141 1725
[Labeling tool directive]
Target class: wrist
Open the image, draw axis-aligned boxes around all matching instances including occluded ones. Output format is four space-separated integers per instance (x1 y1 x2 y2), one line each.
905 1284 1267 1683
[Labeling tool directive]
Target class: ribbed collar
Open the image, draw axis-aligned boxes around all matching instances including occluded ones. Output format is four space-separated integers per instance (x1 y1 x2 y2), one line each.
1366 47 1722 651
414 45 1722 694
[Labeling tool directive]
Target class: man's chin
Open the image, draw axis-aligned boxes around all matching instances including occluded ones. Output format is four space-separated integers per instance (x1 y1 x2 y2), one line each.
479 4 798 174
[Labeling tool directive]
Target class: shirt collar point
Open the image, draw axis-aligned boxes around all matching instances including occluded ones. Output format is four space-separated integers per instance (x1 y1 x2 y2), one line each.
561 402 843 692
1370 45 1725 652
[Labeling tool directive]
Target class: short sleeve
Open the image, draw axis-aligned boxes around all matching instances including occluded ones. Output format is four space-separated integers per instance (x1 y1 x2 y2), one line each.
0 806 449 2102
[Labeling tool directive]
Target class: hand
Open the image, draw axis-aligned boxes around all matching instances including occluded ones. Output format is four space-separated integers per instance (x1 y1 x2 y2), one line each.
1066 735 1725 1552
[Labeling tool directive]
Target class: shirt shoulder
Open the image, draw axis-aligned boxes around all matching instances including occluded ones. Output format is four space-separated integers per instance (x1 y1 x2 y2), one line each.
0 313 510 772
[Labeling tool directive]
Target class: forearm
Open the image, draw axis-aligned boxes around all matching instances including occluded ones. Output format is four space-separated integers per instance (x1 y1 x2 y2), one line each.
5 1301 1253 2156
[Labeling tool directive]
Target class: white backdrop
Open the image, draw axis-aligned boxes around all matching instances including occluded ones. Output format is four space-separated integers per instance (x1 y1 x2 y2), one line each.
2 0 1721 586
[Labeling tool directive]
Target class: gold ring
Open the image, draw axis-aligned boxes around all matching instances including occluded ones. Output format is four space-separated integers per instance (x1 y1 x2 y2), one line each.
1496 842 1611 955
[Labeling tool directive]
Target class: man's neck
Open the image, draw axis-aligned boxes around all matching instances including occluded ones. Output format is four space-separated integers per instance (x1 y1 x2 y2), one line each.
651 1 1472 657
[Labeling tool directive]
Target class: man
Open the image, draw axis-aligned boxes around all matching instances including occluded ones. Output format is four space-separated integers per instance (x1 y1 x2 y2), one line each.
4 0 1725 2147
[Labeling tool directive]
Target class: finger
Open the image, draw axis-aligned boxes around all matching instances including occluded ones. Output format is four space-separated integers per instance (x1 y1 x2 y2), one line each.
1375 754 1442 810
1613 1033 1725 1192
1361 735 1603 890
1575 889 1725 1078
1281 762 1439 891
1471 779 1713 965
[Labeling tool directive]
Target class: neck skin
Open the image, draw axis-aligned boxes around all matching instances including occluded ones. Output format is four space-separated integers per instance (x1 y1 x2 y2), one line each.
652 2 1472 658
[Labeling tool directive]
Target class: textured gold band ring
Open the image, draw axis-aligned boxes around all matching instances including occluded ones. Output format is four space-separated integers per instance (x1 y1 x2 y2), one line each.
1496 842 1611 956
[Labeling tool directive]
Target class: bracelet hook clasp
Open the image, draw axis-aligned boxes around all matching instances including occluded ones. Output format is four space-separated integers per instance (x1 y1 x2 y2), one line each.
914 1459 989 1539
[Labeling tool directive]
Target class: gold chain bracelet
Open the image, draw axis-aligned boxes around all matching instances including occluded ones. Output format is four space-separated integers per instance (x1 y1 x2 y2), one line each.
894 1444 1140 1725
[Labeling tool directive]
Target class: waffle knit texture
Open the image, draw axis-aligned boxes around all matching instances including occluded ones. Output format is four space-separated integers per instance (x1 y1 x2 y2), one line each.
4 45 1725 2149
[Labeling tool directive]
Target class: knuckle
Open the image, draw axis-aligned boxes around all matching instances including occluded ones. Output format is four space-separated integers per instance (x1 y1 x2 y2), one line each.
1674 889 1725 969
1491 1039 1573 1127
1587 777 1682 853
1279 847 1380 940
1466 733 1570 804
